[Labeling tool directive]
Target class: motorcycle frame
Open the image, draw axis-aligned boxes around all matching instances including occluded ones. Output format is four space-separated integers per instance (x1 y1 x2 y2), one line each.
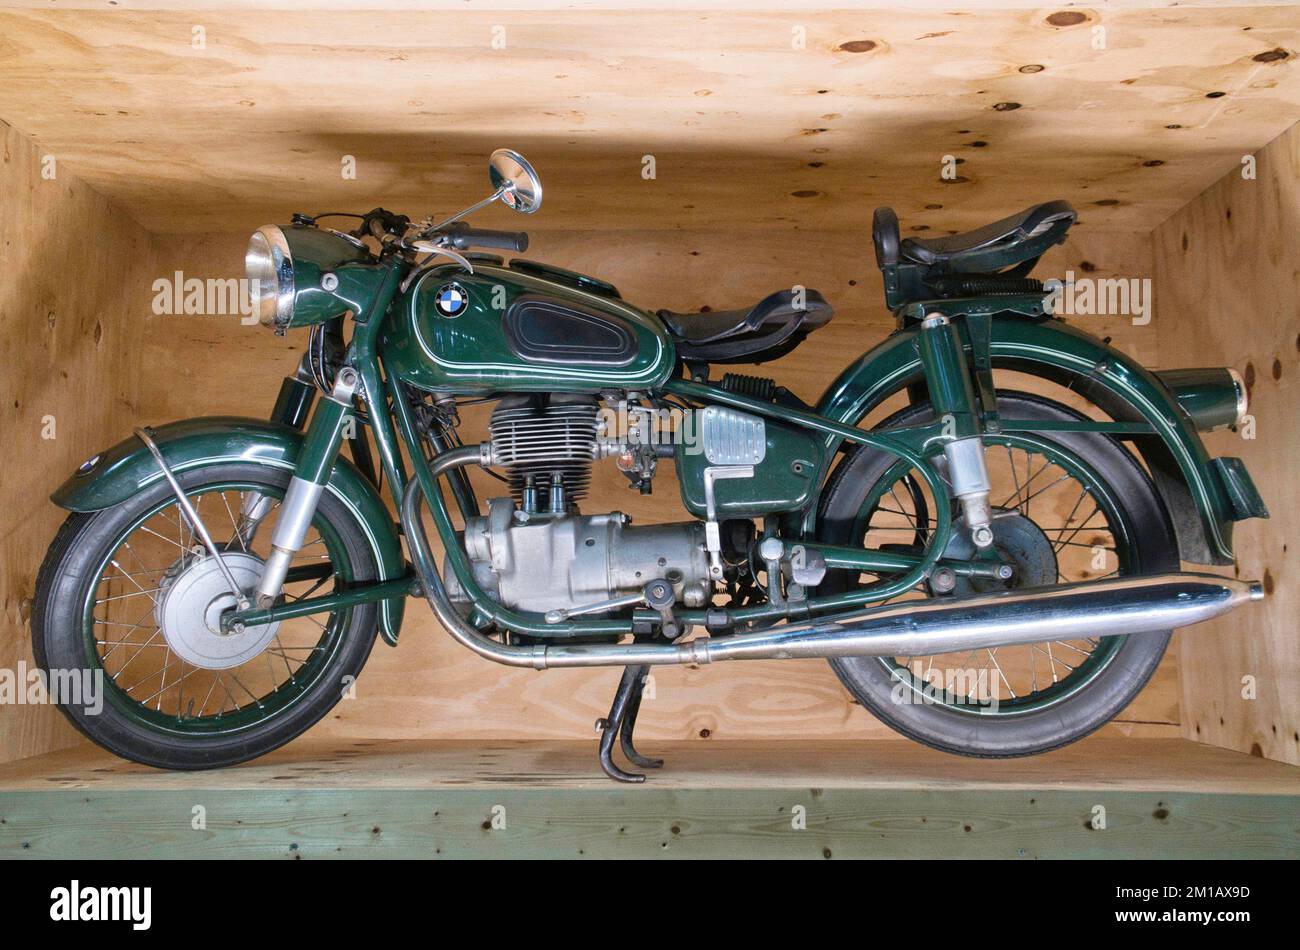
55 253 1263 644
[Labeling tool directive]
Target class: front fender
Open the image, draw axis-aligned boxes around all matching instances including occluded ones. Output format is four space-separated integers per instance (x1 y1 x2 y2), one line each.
53 416 407 644
815 316 1252 564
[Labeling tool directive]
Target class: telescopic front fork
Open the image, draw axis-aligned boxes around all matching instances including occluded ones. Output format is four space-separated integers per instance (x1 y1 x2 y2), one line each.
254 366 359 606
916 312 994 549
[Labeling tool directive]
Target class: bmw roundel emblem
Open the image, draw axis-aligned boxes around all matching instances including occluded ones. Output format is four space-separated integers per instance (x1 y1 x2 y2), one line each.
434 281 469 318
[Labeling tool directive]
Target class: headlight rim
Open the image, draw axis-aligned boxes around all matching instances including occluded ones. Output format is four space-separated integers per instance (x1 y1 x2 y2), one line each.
249 224 296 332
1227 366 1249 426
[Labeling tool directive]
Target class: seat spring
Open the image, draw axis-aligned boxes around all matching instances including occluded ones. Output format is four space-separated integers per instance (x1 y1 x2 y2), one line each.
936 276 1045 296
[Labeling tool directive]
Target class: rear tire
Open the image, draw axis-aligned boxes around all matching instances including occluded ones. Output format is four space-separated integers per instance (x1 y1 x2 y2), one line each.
817 392 1179 757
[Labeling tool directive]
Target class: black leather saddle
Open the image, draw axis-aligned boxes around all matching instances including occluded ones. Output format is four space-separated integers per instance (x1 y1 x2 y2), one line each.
658 288 834 364
873 200 1076 310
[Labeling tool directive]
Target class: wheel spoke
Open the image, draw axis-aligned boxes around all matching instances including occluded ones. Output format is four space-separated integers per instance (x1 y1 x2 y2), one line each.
84 481 347 728
863 432 1126 711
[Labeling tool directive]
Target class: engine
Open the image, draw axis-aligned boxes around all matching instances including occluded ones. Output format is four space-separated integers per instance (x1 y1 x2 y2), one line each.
488 393 599 509
445 394 714 617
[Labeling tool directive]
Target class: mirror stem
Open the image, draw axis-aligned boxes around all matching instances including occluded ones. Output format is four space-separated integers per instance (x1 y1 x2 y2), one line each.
427 186 507 233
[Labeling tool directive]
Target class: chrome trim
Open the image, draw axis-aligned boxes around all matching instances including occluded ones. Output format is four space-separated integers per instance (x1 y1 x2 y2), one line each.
489 148 543 214
1228 366 1249 425
250 224 295 332
700 406 766 465
256 476 324 606
134 427 249 609
401 451 1263 671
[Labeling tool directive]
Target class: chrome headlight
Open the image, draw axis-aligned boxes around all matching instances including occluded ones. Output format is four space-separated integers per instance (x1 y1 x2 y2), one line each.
246 225 295 332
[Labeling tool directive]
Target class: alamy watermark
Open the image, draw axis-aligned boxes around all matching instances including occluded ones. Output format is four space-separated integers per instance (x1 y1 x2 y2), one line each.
1044 271 1152 325
1 662 103 715
152 271 261 324
889 661 1001 711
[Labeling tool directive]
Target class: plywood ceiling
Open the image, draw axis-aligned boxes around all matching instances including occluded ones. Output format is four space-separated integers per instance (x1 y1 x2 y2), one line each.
0 3 1296 235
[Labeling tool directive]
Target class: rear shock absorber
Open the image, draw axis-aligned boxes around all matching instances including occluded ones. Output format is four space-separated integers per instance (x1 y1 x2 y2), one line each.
917 313 994 549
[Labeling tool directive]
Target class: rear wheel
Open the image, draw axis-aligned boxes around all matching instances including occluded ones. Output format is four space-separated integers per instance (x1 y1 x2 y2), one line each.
817 392 1179 757
33 463 379 769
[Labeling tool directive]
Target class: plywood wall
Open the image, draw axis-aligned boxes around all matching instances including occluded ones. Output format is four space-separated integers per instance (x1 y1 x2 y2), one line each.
1154 122 1299 765
132 224 1179 744
0 5 1296 236
0 119 157 764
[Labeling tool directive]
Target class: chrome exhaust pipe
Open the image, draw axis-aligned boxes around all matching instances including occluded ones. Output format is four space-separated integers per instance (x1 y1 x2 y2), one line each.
403 455 1262 671
688 572 1262 665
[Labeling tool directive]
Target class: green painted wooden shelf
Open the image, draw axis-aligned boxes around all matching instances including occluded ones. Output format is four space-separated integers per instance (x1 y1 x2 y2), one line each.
1 738 1296 859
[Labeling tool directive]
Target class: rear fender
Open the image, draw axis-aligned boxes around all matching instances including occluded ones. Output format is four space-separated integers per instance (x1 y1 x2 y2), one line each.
815 316 1259 564
52 416 407 644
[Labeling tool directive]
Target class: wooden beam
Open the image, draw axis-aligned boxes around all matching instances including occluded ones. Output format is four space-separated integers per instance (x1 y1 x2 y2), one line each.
1 739 1296 858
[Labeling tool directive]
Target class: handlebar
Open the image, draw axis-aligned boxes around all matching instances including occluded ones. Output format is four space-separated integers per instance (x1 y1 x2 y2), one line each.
299 207 529 256
439 222 529 253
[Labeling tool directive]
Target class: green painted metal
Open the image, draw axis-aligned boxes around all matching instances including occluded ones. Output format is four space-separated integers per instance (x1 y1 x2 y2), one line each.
796 540 1008 580
675 413 824 518
916 316 980 437
270 375 317 430
296 394 353 485
381 261 675 393
1212 457 1270 520
814 315 1245 562
665 378 954 616
50 416 407 645
2 787 1295 859
348 260 410 497
1155 367 1244 432
507 258 621 298
229 575 415 629
278 227 381 330
997 419 1155 434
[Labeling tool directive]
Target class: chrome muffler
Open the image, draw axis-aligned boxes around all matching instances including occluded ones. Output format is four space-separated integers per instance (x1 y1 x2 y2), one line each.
402 470 1263 671
686 572 1261 664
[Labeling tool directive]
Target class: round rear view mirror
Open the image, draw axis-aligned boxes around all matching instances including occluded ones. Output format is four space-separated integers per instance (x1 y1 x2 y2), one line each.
489 149 543 214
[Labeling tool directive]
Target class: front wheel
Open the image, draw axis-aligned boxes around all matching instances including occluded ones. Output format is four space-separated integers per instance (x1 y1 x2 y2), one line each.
816 392 1179 757
33 462 379 769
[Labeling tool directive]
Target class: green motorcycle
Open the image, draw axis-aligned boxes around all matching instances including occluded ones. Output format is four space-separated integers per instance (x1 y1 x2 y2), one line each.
35 150 1267 781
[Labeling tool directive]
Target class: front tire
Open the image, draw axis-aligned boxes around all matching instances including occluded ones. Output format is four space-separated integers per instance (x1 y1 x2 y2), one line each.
33 463 379 769
817 392 1179 757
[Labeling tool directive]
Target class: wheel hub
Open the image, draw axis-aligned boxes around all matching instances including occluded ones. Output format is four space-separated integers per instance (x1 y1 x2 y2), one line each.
156 551 280 669
941 510 1058 595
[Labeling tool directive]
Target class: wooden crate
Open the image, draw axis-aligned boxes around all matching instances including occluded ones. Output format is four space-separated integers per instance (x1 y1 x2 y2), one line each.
0 3 1296 857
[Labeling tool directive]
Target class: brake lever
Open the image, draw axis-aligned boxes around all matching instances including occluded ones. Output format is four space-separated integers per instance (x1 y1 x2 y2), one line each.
398 240 475 292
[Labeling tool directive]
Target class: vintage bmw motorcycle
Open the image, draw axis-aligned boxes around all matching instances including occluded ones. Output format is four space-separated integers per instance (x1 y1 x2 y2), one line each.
36 150 1268 781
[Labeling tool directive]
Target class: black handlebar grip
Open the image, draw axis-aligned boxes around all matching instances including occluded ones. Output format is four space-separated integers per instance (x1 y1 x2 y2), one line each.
445 223 529 253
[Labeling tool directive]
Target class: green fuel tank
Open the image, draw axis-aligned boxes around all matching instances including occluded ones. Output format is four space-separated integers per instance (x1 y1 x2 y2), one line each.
381 260 676 394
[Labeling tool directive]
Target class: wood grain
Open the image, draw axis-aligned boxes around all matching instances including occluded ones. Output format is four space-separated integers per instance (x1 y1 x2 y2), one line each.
1 736 1296 793
1154 122 1299 765
1 739 1296 858
0 118 157 765
5 787 1298 858
0 6 1294 234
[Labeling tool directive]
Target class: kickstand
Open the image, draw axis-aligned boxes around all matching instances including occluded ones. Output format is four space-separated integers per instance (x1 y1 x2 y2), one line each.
620 666 664 771
596 665 663 783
